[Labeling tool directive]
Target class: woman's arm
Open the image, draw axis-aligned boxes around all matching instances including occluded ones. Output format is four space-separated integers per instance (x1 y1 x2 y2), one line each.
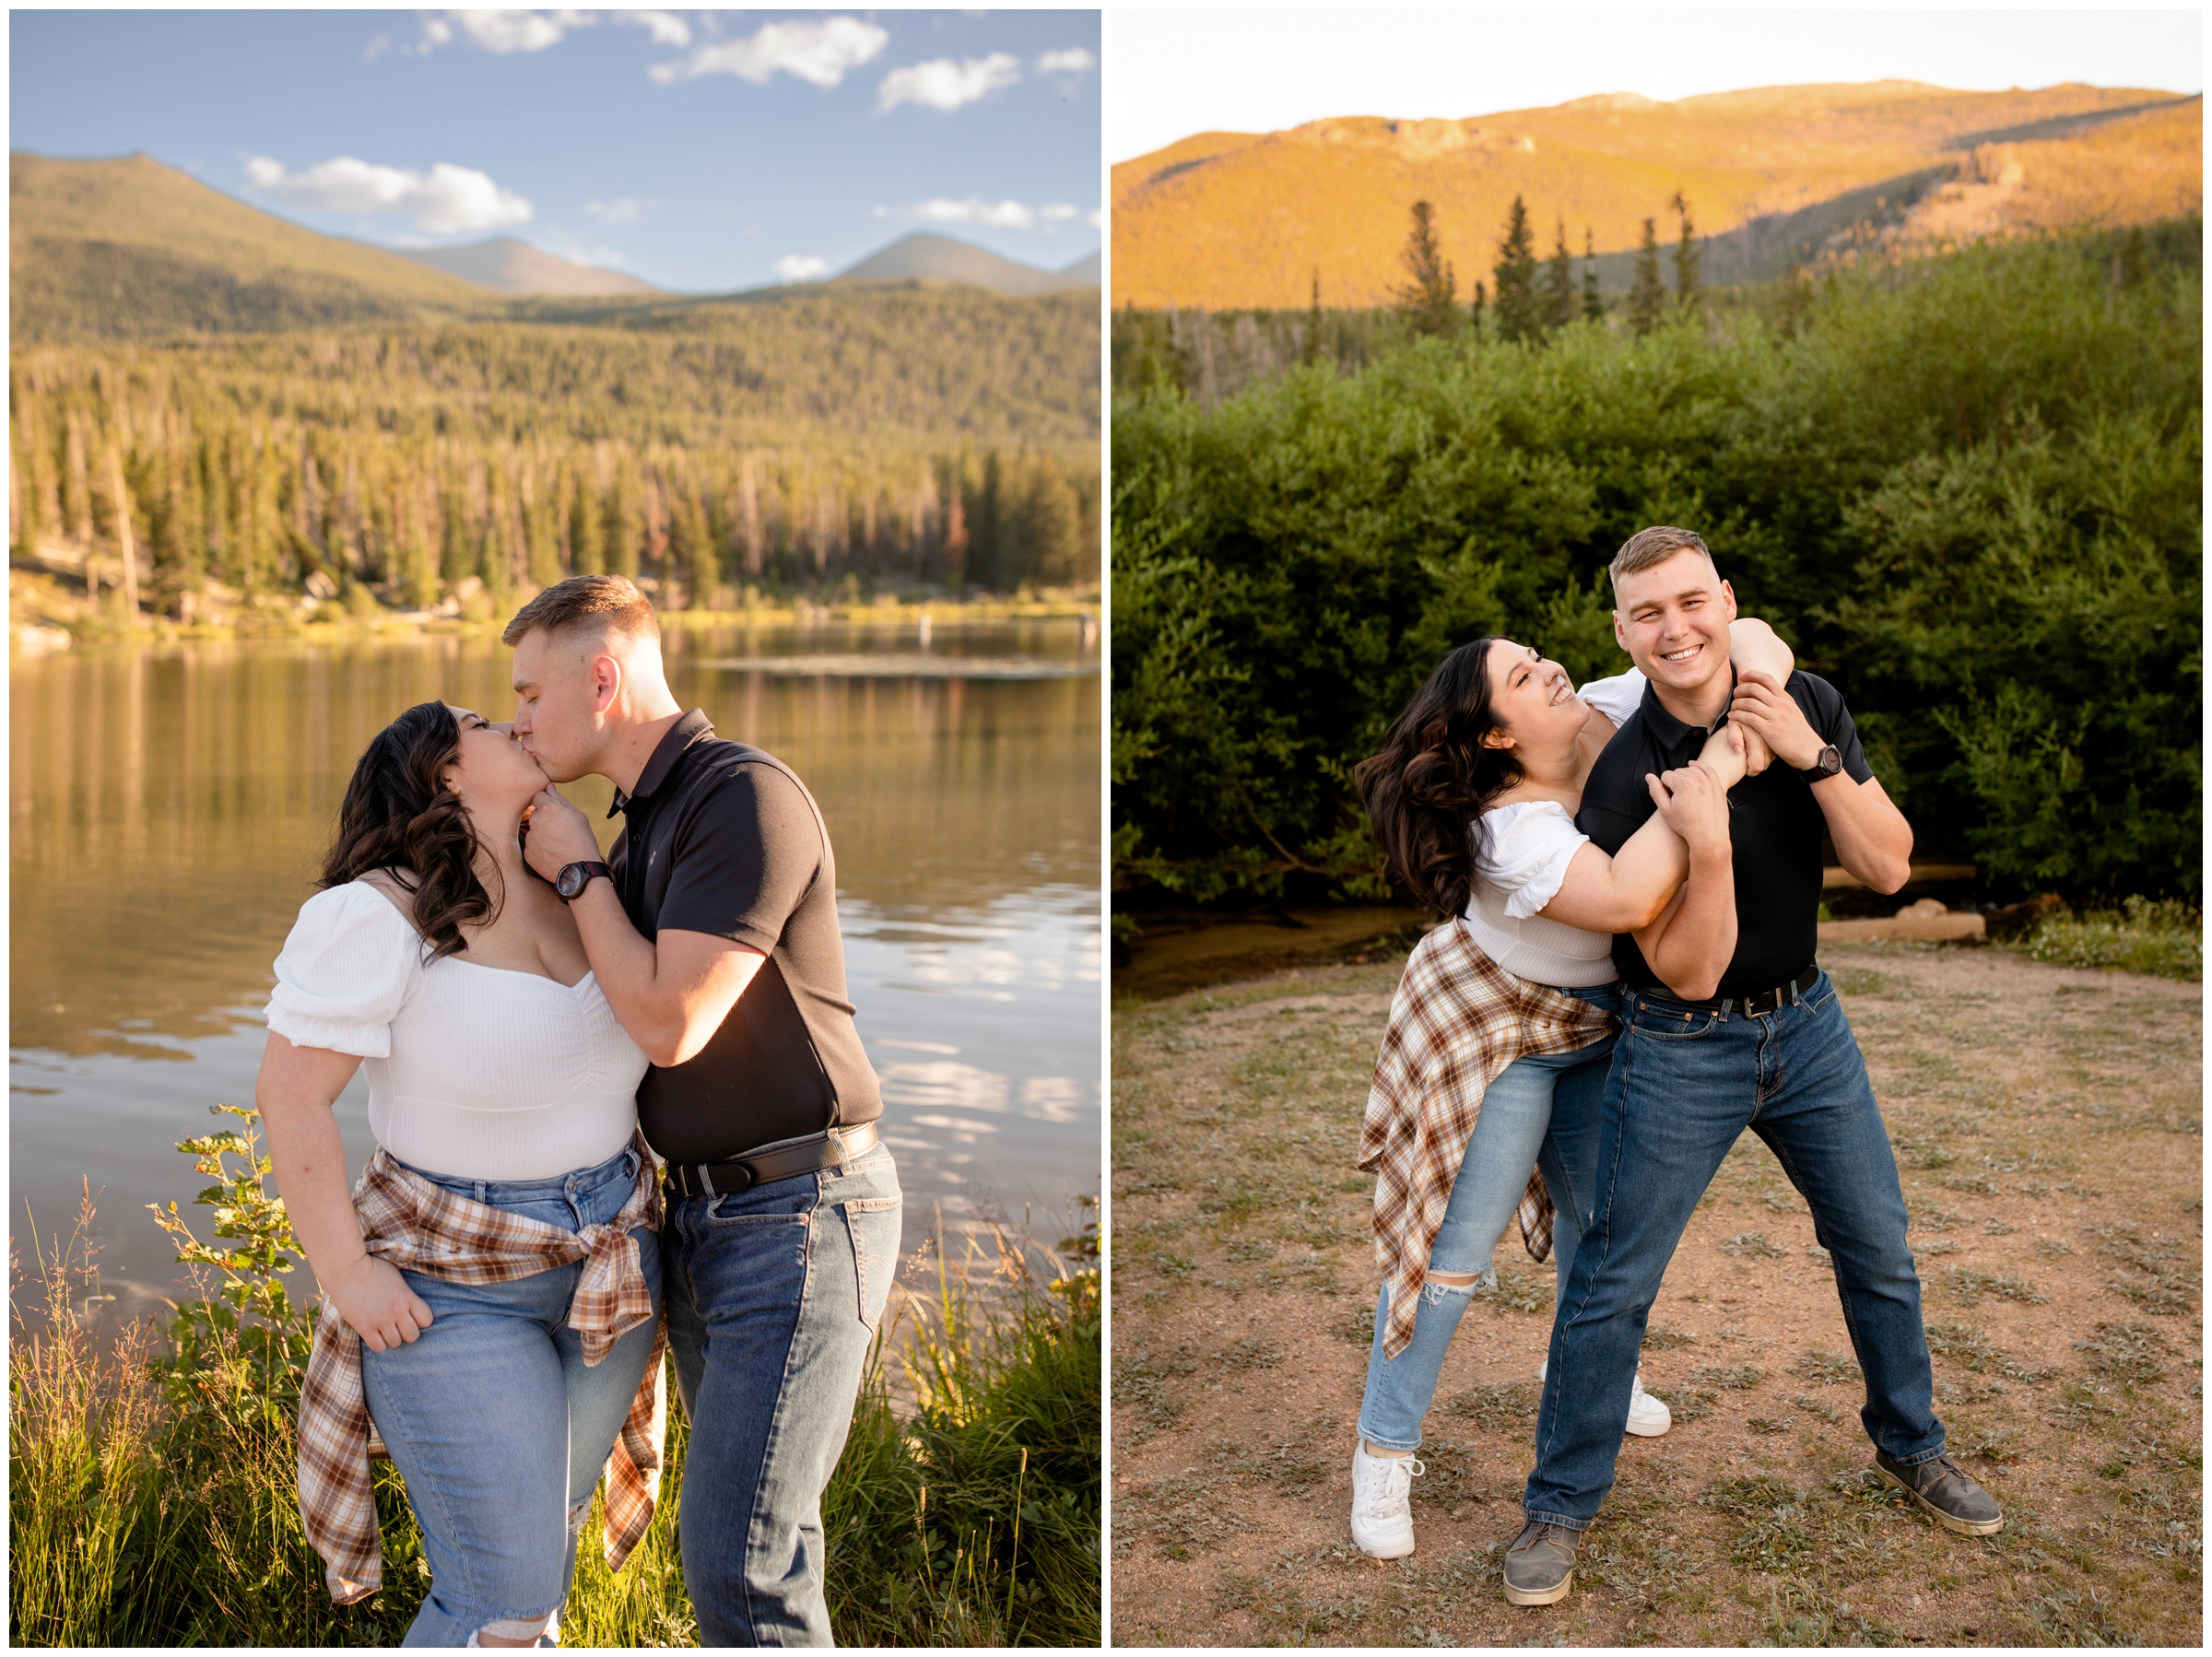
1539 723 1747 934
1630 761 1738 999
255 1032 433 1351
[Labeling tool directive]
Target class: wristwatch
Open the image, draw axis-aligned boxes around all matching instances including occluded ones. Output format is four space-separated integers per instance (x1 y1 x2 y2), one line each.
1798 744 1844 781
555 860 613 901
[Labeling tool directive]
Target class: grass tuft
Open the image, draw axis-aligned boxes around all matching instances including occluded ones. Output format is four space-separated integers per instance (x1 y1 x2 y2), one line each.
10 1111 1098 1647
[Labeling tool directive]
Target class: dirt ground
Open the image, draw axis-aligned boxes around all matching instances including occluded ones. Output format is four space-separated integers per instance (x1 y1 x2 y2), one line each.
1108 941 2202 1646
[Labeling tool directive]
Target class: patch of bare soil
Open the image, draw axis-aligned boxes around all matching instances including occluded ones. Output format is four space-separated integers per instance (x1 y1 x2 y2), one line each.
1109 942 2201 1646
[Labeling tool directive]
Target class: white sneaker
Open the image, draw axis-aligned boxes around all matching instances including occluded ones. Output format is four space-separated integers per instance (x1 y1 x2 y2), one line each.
1349 1442 1422 1558
1535 1359 1674 1439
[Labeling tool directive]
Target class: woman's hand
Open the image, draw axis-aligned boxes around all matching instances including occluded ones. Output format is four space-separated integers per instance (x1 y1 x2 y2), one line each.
1644 760 1732 856
327 1253 434 1353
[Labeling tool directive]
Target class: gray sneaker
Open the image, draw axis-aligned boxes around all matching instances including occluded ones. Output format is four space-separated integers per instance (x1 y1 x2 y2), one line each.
1501 1519 1581 1605
1873 1449 2005 1536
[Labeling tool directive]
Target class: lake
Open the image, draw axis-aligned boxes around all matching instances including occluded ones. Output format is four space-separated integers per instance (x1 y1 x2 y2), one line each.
10 617 1100 1320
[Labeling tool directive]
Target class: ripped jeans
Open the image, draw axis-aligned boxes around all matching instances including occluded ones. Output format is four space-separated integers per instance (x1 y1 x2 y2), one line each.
1356 987 1617 1453
359 1143 663 1647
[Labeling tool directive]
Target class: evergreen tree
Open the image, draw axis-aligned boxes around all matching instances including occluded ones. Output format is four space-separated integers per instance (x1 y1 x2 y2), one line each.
1470 279 1486 342
1540 217 1576 331
1394 201 1459 337
1627 216 1667 336
568 470 604 575
1491 195 1541 344
1670 190 1702 314
1304 268 1322 366
1583 228 1605 323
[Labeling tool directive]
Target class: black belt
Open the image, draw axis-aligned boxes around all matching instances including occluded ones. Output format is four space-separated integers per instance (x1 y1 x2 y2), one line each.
1630 963 1820 1019
663 1122 879 1200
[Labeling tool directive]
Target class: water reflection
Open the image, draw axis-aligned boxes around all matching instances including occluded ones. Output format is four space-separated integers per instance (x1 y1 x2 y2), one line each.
11 621 1100 1309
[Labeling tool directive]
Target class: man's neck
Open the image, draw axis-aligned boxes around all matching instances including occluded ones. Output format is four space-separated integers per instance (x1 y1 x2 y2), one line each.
603 705 688 798
1646 666 1734 733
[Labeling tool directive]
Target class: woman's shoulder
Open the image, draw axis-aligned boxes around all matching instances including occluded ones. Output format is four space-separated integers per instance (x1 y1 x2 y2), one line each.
1480 795 1579 830
292 876 426 946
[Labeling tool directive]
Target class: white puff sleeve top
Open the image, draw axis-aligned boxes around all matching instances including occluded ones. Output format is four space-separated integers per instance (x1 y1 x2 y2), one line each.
265 881 649 1181
1461 802 1618 989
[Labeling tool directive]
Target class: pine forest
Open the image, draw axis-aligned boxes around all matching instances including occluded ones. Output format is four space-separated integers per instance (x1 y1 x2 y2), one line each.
11 287 1102 624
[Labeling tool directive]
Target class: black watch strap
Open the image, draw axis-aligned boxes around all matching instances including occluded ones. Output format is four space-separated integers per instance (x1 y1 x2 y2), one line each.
1799 744 1843 780
557 860 613 900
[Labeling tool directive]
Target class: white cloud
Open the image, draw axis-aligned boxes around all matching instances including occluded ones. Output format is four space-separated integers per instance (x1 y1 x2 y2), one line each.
243 155 533 235
913 196 1035 229
877 53 1021 113
446 9 589 53
422 17 453 45
1036 48 1095 76
772 254 831 282
585 197 642 224
650 17 888 88
363 31 394 64
1041 203 1078 222
1088 207 1102 228
616 9 690 47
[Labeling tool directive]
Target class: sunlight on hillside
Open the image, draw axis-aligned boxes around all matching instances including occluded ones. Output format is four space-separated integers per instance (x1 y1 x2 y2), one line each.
1112 82 2202 308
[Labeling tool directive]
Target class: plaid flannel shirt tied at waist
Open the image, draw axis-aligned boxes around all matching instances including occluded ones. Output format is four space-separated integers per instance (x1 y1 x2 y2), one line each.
295 1131 665 1605
1358 921 1617 1359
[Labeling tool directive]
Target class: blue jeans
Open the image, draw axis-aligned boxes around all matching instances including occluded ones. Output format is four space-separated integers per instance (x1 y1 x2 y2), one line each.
664 1143 902 1646
359 1143 664 1647
1357 983 1618 1452
1524 971 1946 1530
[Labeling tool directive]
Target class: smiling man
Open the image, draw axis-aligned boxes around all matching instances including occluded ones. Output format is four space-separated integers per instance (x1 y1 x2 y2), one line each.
1500 526 2002 1608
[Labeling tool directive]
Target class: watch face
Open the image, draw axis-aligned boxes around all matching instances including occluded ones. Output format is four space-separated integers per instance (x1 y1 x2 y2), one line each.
558 864 585 899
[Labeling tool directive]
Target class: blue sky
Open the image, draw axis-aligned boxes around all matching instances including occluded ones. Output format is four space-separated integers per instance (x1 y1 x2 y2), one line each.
1110 7 2204 160
10 9 1101 292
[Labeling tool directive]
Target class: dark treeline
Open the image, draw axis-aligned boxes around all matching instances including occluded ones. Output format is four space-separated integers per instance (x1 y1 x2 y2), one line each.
1112 226 2202 913
12 290 1102 616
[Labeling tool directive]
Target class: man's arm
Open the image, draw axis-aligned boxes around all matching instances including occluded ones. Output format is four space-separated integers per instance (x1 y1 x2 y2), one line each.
1628 760 1738 1001
1727 670 1913 893
524 786 767 1066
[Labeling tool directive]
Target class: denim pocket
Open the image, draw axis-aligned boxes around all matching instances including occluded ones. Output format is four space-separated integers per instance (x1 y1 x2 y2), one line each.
1630 1005 1724 1041
841 1196 902 1330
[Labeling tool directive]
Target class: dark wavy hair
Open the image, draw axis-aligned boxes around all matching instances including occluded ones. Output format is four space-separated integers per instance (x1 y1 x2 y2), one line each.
318 700 502 962
1353 637 1525 921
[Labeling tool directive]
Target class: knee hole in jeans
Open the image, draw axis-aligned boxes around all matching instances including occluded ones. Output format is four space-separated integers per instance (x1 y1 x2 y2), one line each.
470 1610 556 1646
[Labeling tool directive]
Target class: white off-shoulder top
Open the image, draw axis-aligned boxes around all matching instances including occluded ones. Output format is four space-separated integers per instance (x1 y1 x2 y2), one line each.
1458 667 1648 990
264 880 650 1181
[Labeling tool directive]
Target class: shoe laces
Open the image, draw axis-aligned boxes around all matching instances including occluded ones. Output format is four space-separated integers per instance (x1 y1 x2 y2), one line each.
1376 1455 1423 1516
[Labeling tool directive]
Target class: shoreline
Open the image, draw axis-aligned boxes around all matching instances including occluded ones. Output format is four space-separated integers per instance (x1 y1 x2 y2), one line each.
11 585 1100 655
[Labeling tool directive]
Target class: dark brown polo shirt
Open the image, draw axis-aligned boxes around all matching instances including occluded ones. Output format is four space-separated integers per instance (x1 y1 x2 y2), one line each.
607 708 882 1162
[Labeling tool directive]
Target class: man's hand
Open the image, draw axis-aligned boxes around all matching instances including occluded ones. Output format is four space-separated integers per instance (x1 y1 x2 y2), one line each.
1736 723 1776 777
524 785 601 881
1645 760 1733 854
1727 670 1825 771
328 1253 434 1353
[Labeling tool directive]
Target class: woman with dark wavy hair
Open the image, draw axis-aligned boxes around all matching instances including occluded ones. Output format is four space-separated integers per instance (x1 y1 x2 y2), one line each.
1345 621 1792 1564
254 699 660 1647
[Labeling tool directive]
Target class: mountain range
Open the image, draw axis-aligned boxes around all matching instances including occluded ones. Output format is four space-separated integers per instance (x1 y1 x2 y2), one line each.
9 153 1101 341
1112 80 2203 309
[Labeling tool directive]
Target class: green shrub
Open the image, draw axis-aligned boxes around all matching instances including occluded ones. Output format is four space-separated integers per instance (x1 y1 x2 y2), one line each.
1112 229 2201 911
2016 896 2202 981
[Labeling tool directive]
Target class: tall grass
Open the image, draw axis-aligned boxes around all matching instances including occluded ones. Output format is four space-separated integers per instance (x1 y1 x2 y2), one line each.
2013 896 2203 981
9 1113 1100 1647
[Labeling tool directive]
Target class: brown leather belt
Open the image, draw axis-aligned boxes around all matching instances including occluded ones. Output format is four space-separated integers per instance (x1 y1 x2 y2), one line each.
663 1121 880 1200
1631 963 1821 1019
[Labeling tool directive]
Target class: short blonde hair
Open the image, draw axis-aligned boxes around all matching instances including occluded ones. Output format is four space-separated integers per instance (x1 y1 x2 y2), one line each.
1608 526 1715 593
502 575 660 648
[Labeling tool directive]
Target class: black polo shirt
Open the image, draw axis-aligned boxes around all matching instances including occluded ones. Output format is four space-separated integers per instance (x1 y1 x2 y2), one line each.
1575 671 1873 998
608 708 882 1162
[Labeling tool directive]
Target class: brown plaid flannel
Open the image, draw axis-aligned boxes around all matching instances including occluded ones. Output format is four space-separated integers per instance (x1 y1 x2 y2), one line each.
1359 921 1617 1358
296 1134 665 1605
